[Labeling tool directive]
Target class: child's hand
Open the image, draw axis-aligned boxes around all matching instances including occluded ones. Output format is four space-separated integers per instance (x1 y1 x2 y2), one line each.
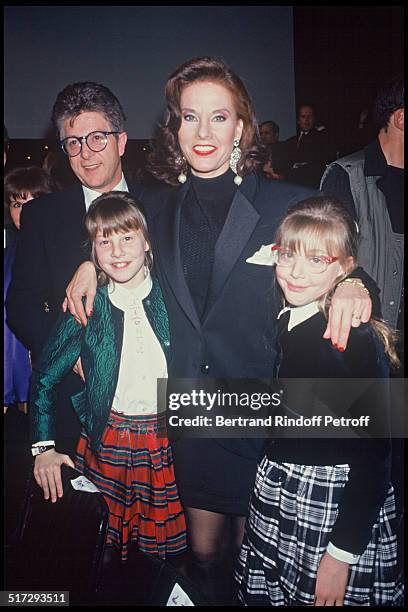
314 551 349 606
62 261 97 326
33 449 75 503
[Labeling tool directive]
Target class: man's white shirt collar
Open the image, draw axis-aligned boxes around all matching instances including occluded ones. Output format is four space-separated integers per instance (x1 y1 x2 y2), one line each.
82 174 128 211
277 301 320 331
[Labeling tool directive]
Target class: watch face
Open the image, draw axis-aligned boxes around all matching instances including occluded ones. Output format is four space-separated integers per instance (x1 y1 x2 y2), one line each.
31 445 54 456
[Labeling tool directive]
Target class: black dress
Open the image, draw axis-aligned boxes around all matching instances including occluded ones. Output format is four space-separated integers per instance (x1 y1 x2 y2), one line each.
171 170 265 515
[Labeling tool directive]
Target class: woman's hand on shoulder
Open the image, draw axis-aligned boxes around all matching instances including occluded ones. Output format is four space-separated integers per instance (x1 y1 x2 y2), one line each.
33 449 75 503
323 281 372 350
314 551 349 606
62 261 97 327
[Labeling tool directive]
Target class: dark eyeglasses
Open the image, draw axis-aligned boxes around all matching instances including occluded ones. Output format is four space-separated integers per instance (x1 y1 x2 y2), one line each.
60 130 120 157
272 245 339 274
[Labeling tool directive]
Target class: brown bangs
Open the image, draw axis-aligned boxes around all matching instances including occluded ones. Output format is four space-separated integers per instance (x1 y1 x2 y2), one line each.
87 208 141 240
85 191 146 241
84 191 153 285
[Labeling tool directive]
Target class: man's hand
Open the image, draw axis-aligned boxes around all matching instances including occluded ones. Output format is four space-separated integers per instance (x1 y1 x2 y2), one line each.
62 261 97 327
323 281 372 350
33 449 75 503
72 357 85 383
314 551 349 606
263 161 283 180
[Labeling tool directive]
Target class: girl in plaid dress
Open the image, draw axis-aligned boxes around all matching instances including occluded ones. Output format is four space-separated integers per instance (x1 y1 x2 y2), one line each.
30 192 186 562
236 197 402 606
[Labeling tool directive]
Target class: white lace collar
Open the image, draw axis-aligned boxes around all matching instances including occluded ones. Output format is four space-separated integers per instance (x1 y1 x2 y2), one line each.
108 273 152 310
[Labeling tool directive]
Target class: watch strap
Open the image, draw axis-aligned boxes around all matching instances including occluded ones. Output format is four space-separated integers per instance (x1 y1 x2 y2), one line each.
31 444 55 456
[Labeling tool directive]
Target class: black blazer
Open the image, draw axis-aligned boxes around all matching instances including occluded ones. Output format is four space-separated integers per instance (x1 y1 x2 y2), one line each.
6 181 143 362
283 129 330 189
142 172 315 379
285 128 328 165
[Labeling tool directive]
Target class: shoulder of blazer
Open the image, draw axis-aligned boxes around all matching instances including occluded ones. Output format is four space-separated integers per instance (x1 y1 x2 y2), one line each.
283 134 297 146
250 173 318 214
141 182 181 221
126 179 144 200
21 184 84 221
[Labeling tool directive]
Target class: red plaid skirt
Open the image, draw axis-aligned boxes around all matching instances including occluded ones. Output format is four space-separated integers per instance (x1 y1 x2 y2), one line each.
75 411 187 561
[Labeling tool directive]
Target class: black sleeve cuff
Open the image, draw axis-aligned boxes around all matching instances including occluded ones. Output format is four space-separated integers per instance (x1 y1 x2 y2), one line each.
348 266 382 318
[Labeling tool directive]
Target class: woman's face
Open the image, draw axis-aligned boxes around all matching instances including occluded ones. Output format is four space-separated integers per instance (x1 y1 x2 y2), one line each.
9 193 34 229
178 80 243 179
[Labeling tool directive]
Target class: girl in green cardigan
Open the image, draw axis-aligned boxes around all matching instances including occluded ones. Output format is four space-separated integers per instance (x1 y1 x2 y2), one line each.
30 191 186 562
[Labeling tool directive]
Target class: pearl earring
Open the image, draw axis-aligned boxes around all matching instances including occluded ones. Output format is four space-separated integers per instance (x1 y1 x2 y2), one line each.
230 138 243 186
176 155 187 184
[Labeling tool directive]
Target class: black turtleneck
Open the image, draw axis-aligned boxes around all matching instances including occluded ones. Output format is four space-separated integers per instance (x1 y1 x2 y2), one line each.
180 169 237 319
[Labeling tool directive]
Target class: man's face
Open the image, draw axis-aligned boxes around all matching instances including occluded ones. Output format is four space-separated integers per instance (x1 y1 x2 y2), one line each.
60 111 127 192
260 123 278 146
297 106 315 133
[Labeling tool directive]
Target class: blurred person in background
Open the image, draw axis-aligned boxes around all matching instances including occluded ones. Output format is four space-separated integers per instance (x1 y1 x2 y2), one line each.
283 104 330 188
321 76 404 576
4 166 56 414
259 120 286 180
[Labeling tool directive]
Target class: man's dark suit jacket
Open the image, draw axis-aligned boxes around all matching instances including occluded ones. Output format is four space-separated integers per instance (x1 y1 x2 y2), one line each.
284 128 329 189
6 181 143 453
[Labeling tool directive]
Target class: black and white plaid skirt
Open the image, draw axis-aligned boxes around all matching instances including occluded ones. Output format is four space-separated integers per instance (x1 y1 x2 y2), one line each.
235 456 403 606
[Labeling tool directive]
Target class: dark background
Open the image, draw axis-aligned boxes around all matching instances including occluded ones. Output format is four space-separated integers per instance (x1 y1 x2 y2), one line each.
293 6 403 153
4 6 296 138
4 6 404 180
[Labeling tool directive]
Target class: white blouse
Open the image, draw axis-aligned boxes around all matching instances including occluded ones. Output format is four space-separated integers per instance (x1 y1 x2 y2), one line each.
108 274 168 415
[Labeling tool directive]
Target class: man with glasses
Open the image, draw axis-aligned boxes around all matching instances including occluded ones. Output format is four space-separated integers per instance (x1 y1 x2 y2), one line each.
6 82 142 454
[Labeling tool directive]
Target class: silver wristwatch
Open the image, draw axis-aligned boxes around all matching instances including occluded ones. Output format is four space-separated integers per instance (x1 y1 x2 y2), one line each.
31 444 55 456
